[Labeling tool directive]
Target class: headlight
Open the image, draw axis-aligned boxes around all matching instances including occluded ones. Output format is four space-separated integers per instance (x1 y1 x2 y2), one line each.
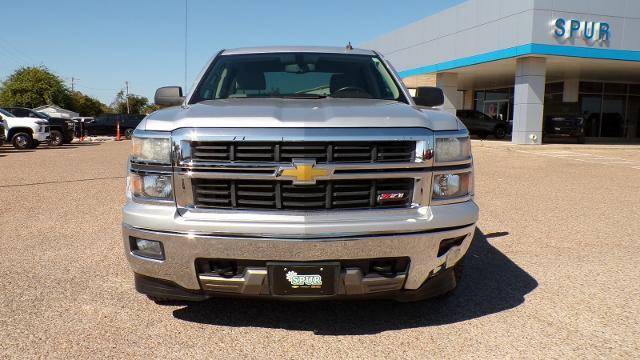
131 131 172 164
434 136 471 164
128 174 173 200
35 120 49 125
432 171 473 201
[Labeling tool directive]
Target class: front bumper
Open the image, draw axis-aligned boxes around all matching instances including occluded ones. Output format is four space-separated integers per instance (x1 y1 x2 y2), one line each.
122 201 478 299
33 129 50 142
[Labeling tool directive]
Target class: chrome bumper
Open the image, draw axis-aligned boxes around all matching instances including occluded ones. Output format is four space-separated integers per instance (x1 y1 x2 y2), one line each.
198 267 406 297
122 219 477 295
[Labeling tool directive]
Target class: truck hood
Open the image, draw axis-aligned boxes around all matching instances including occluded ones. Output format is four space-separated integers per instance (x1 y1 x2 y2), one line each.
141 98 461 132
3 116 45 128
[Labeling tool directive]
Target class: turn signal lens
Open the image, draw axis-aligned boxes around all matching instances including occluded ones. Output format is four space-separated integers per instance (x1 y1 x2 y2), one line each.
127 174 173 200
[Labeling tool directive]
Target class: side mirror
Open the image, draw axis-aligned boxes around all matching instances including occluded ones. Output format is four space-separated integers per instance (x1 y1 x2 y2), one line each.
154 86 185 107
413 86 444 107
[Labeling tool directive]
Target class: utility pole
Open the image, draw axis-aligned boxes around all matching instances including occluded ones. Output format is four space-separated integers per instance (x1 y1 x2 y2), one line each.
125 81 130 114
184 0 188 91
71 77 76 92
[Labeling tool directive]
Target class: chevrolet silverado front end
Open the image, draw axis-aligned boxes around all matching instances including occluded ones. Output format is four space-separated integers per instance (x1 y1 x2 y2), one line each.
122 46 478 302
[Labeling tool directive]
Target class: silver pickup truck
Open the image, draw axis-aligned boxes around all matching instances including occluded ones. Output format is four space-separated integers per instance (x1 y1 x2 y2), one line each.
123 46 478 302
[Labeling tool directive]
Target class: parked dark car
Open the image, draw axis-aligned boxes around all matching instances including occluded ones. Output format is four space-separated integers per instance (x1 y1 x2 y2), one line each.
456 109 511 139
543 115 585 143
84 114 145 139
2 107 75 146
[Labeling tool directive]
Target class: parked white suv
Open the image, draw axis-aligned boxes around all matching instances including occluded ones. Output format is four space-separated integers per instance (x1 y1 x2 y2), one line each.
0 108 50 149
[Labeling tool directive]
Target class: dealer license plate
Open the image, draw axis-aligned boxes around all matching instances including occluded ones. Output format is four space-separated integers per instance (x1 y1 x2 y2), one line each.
268 262 339 296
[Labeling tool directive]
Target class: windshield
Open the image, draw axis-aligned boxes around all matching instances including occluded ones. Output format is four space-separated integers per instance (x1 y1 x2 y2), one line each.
190 52 406 103
34 111 49 119
0 108 15 117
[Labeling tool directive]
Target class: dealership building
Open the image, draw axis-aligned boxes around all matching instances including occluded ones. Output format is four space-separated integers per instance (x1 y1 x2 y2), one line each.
364 0 640 144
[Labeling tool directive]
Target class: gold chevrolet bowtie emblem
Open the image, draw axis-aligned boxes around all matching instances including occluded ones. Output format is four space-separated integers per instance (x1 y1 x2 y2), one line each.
280 162 330 184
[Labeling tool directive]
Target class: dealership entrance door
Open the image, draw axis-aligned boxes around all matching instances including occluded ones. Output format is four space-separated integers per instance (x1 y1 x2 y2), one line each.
483 100 510 122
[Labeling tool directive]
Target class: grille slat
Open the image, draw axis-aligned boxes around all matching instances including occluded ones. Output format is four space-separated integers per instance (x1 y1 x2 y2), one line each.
190 141 415 163
192 179 414 210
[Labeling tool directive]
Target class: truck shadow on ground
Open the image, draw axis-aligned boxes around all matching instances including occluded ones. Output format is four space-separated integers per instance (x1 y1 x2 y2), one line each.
172 229 538 335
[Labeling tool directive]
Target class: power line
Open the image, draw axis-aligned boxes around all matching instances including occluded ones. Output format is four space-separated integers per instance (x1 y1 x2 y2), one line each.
0 36 39 65
75 85 120 92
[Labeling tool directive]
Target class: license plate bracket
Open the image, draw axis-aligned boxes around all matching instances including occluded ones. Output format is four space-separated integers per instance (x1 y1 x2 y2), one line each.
268 262 339 296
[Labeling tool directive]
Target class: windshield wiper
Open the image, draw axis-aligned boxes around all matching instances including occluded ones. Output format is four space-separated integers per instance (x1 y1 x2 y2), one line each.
278 94 327 99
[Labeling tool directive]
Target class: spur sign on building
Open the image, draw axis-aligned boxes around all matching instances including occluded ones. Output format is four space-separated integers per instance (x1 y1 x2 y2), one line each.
553 18 610 43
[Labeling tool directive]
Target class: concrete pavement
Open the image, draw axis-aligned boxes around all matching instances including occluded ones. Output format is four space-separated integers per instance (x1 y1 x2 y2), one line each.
0 140 638 359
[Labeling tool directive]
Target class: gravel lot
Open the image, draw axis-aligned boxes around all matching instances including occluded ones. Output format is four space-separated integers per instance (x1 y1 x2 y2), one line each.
0 140 638 359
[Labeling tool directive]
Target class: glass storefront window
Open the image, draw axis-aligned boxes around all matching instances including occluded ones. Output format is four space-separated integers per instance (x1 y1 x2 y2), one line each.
604 83 627 95
601 95 626 137
629 85 640 95
580 94 602 137
473 87 513 121
474 81 640 139
628 96 640 137
580 82 603 94
545 82 563 94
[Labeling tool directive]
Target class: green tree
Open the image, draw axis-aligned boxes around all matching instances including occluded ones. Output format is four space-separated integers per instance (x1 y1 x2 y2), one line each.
110 90 149 114
67 91 109 117
0 66 69 108
142 103 161 114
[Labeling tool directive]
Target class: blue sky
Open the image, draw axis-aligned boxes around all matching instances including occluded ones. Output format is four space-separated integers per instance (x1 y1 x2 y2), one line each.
0 0 463 105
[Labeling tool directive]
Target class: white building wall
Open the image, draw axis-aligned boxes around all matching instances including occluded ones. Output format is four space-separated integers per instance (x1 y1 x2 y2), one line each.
364 0 640 73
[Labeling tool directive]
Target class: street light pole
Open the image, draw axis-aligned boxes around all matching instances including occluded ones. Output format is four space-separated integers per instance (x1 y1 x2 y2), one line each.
125 81 130 114
185 0 188 92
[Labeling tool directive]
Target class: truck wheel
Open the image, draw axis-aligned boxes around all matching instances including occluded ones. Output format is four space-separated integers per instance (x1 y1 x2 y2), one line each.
49 130 64 146
12 132 33 150
124 128 134 140
494 126 507 139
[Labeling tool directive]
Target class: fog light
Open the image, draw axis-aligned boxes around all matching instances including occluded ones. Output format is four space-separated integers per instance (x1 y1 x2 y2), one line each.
131 237 164 260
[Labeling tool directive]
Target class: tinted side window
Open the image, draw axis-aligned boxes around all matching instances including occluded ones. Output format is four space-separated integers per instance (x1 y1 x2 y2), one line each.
12 109 29 117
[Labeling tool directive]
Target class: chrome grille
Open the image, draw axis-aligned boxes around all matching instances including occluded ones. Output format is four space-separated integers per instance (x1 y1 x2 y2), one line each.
173 127 436 212
192 179 415 210
190 141 415 163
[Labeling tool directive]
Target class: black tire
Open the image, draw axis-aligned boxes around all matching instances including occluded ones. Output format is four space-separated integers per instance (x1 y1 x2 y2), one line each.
49 130 64 146
124 128 134 140
146 295 186 304
494 126 507 139
453 259 465 284
12 132 33 150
